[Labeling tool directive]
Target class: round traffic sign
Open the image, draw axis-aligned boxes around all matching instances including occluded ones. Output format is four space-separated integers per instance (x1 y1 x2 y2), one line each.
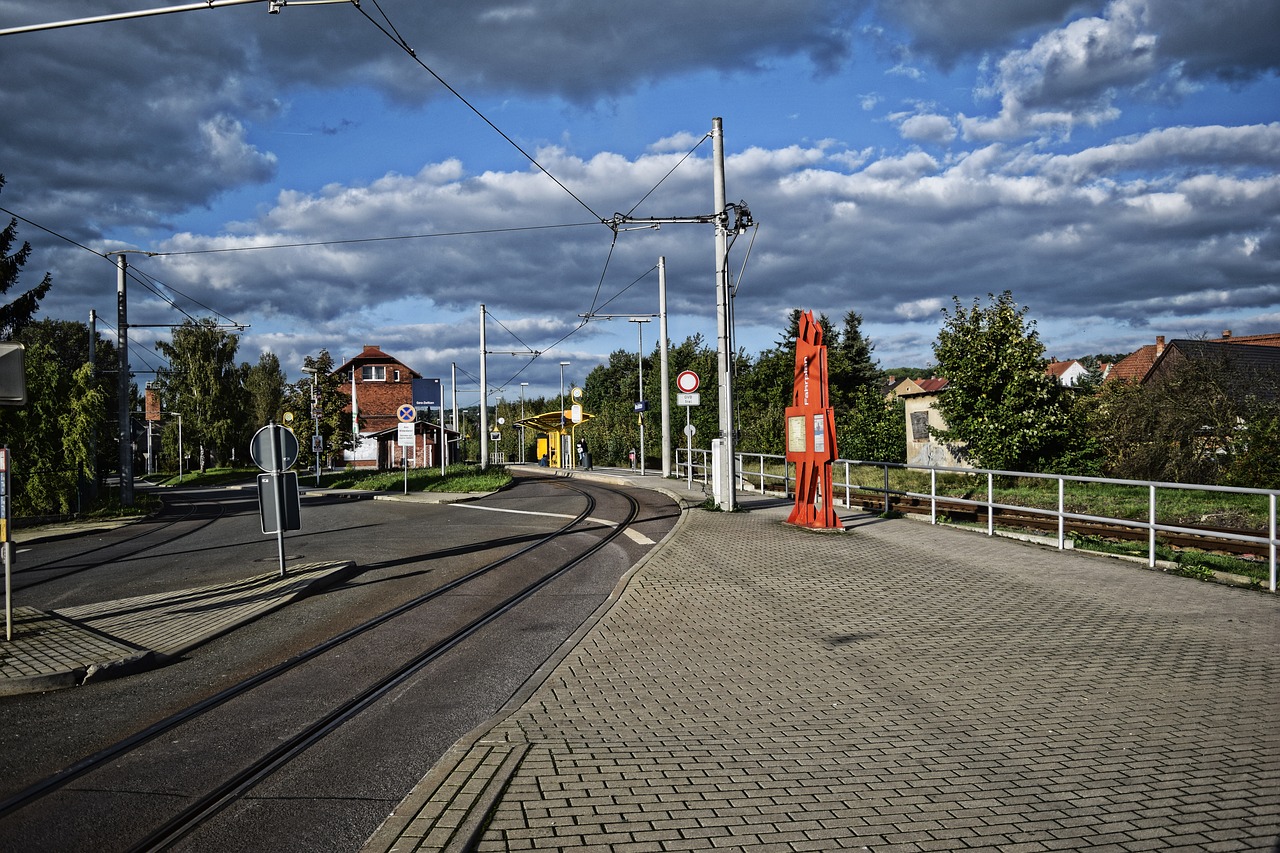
250 424 300 472
396 404 416 423
676 370 700 393
683 423 696 437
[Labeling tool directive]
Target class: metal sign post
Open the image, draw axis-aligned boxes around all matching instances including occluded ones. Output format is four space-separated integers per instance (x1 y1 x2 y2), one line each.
251 423 301 577
397 404 416 494
1 448 11 641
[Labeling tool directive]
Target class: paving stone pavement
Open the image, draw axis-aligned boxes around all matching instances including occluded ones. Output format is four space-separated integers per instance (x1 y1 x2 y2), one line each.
366 500 1280 853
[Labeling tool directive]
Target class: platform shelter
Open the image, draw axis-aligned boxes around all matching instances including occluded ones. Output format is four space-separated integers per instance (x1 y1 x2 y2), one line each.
516 410 594 470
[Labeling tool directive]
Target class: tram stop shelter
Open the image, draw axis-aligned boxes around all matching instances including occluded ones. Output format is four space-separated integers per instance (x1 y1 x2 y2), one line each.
517 410 594 470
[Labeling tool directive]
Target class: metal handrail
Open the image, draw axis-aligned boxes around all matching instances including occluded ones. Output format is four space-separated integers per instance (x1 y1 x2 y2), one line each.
676 448 1279 592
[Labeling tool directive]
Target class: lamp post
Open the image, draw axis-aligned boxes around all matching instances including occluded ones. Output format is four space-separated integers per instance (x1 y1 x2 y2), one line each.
300 365 321 486
519 382 529 464
559 361 570 468
629 318 650 476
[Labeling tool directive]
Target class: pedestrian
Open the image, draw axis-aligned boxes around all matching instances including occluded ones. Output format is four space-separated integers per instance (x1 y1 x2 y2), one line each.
576 440 585 468
629 447 636 470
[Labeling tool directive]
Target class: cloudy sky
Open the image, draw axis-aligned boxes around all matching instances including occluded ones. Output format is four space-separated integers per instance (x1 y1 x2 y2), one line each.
1 0 1277 402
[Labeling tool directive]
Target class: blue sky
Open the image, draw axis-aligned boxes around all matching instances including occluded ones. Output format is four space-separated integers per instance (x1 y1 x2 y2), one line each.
1 0 1277 404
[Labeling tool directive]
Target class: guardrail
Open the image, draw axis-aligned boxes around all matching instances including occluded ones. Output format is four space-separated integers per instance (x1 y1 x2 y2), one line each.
676 448 1279 592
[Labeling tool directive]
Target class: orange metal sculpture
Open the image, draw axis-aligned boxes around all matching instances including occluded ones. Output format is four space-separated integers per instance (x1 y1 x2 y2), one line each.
785 311 843 529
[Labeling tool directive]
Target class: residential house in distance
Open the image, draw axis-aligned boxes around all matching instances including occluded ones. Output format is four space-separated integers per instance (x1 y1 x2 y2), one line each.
1107 330 1280 385
898 377 970 468
1045 358 1089 387
334 345 455 468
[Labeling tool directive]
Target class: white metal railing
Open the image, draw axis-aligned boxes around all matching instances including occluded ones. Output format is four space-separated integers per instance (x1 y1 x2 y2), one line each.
676 448 1280 592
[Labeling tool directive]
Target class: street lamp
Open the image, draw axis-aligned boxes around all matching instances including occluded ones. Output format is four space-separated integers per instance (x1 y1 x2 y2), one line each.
559 361 570 468
300 365 321 486
520 382 529 463
629 318 651 476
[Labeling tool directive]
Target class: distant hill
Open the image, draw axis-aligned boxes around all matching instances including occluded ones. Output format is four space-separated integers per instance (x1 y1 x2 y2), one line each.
879 367 934 380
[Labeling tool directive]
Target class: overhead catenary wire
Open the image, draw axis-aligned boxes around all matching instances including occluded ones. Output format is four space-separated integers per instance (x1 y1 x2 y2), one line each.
351 3 610 229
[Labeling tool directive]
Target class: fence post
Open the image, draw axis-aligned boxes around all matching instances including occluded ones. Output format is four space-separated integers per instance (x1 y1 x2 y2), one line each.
844 460 850 508
987 472 994 536
930 468 937 524
1057 477 1065 550
882 464 889 515
1270 492 1276 593
1148 484 1157 567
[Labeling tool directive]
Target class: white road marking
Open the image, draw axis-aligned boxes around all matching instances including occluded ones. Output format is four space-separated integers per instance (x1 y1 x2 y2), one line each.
450 503 654 545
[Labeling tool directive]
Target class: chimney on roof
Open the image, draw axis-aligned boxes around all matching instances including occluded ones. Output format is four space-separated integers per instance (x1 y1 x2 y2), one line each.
1222 330 1232 339
1049 357 1057 363
1155 335 1165 356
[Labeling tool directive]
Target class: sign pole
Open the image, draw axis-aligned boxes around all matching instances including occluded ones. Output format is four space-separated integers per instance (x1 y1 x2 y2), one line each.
2 448 10 641
271 422 287 577
686 407 693 491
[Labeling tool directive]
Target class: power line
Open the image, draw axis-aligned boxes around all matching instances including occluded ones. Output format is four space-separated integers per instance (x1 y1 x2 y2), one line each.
352 3 611 228
149 221 599 257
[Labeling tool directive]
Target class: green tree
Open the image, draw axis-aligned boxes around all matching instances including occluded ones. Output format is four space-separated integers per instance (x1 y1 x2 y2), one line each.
932 292 1074 472
153 318 242 470
828 310 879 410
283 349 357 472
0 176 52 340
837 388 905 463
244 351 286 428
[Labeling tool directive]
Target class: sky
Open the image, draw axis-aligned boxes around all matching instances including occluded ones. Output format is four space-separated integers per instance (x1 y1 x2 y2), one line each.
0 0 1277 405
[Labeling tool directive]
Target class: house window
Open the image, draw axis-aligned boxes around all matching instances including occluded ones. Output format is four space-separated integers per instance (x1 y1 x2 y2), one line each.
361 365 386 381
393 369 401 382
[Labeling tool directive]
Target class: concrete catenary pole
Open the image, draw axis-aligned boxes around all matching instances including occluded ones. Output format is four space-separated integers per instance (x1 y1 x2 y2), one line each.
712 117 735 510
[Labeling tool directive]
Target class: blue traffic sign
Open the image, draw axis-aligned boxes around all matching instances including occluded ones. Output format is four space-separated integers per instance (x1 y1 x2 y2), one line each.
396 404 417 422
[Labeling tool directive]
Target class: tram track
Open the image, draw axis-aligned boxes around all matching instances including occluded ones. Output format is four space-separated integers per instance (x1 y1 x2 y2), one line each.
0 478 645 852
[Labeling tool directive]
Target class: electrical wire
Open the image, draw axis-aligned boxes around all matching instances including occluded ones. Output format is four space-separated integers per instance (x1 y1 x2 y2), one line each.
624 133 711 219
149 221 600 257
351 3 610 228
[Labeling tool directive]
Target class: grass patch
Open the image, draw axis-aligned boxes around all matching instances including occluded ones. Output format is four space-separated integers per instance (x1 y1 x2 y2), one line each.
1069 533 1269 586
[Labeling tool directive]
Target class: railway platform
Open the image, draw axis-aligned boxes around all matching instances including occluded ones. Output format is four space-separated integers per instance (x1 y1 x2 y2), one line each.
364 465 1280 853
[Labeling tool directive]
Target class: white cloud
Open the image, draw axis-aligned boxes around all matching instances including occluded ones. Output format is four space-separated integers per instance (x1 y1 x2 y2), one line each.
962 0 1158 141
898 113 957 144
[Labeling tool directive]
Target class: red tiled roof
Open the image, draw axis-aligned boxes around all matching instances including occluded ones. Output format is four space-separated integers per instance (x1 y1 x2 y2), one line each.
1045 360 1080 379
1219 332 1280 347
1106 345 1159 382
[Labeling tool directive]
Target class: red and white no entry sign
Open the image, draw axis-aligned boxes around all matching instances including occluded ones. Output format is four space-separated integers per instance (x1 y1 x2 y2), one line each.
676 370 700 393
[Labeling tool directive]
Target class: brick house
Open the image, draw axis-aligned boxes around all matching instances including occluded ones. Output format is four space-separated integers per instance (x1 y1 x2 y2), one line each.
334 345 454 469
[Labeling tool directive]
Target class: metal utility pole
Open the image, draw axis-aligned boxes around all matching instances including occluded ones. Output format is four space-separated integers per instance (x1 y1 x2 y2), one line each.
629 318 651 476
520 382 528 463
111 252 133 507
601 119 750 508
301 365 321 485
712 117 735 511
479 304 489 469
451 362 459 465
658 257 671 476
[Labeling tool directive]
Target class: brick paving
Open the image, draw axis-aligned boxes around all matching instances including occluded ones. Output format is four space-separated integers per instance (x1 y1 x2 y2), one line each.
367 495 1280 853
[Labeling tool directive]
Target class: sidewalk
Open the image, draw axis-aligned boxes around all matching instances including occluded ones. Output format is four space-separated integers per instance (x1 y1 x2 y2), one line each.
364 471 1280 852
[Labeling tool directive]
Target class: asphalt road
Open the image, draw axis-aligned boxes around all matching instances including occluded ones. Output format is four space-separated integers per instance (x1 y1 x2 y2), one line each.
0 472 680 852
